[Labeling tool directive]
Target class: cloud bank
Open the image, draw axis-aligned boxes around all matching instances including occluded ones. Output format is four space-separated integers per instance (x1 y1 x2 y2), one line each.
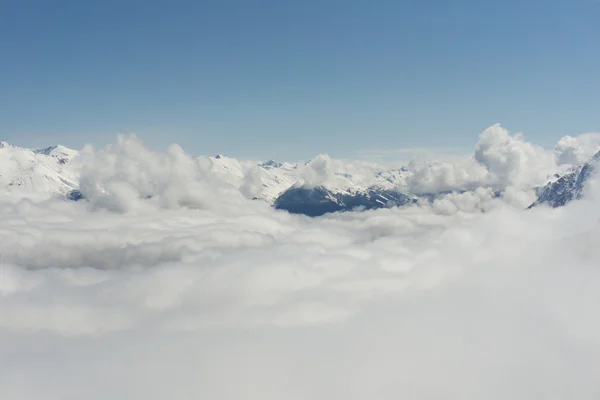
555 133 600 165
77 135 253 212
1 125 600 399
406 124 560 197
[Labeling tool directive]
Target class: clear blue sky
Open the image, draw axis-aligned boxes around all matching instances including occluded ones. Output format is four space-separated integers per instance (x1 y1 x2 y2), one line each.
1 0 599 161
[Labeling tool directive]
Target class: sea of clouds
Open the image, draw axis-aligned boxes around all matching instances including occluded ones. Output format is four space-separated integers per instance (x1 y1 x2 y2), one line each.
2 125 600 399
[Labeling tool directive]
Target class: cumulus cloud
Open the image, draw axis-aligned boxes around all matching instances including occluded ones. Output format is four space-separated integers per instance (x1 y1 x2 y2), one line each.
405 124 559 195
77 134 252 212
474 124 558 187
296 125 600 200
298 154 403 191
299 153 336 187
240 165 263 199
406 157 489 194
555 133 600 165
2 133 600 399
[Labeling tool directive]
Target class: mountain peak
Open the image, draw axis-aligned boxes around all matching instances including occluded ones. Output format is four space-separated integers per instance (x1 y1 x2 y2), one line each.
0 141 79 195
529 149 600 209
35 144 72 154
260 160 283 169
35 145 59 155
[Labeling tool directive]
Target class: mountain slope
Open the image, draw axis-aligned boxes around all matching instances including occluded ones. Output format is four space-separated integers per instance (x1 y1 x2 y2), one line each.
0 141 79 195
529 151 600 208
0 140 412 208
8 139 593 216
274 184 415 217
206 154 301 203
205 154 413 206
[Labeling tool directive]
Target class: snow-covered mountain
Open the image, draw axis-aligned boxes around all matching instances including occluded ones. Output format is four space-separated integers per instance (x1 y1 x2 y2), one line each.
205 154 415 215
529 151 600 208
203 153 412 205
3 137 598 216
0 141 79 195
204 154 301 203
274 184 415 217
0 142 413 213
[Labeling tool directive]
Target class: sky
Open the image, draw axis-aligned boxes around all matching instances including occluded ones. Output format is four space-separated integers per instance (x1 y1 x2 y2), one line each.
3 3 600 396
1 0 599 161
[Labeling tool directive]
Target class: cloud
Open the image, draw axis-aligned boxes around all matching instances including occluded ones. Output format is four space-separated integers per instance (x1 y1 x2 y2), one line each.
77 134 252 212
299 153 336 187
2 132 600 399
298 154 403 190
240 164 264 199
555 133 600 165
297 126 600 199
406 156 489 194
405 124 560 195
473 124 558 188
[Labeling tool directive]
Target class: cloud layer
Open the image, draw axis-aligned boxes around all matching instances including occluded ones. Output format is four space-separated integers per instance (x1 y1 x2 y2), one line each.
2 126 600 399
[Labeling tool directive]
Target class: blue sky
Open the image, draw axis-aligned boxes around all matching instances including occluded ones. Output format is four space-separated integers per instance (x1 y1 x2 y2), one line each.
1 0 599 161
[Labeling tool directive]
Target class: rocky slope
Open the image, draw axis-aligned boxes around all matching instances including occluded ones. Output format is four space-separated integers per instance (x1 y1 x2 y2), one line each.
529 151 600 208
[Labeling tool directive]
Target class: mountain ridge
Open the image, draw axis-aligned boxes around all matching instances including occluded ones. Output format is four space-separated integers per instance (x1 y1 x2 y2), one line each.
0 141 413 206
0 140 80 195
528 150 600 209
2 139 599 216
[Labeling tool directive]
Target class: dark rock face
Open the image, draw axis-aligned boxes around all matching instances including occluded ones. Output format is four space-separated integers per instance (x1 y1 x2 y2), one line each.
66 189 85 201
529 151 600 209
528 172 580 209
260 160 283 169
274 186 414 217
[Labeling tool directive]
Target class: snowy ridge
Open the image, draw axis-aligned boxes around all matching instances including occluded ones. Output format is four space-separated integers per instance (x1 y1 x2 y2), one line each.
2 124 600 216
205 154 301 203
201 153 412 206
529 150 600 208
0 141 412 208
274 184 415 216
0 141 80 195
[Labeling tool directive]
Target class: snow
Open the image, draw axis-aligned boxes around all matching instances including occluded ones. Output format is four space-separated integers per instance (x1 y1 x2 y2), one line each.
203 153 411 204
529 150 600 208
0 141 79 196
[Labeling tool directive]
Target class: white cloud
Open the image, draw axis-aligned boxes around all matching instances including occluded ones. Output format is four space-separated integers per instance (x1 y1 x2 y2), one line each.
473 124 558 188
77 134 251 212
2 132 600 399
406 156 489 193
298 154 407 190
406 124 562 195
299 153 335 187
240 164 263 199
555 133 600 165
